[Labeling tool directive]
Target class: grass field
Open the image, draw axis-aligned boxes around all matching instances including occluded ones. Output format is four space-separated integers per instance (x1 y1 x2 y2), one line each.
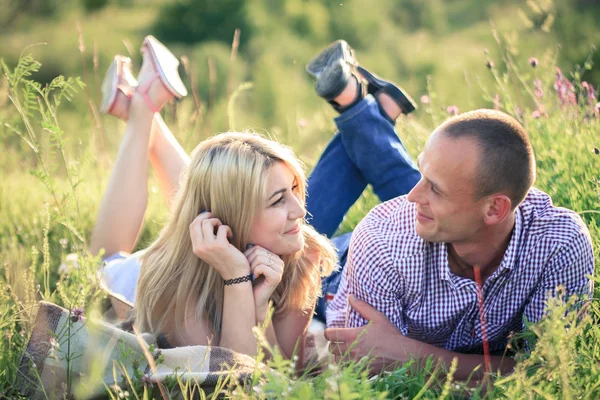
1 1 600 398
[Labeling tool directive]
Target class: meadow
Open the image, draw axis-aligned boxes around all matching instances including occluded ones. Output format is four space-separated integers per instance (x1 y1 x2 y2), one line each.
1 0 600 398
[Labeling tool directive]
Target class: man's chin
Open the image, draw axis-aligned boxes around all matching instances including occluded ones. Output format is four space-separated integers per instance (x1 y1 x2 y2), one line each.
415 224 440 242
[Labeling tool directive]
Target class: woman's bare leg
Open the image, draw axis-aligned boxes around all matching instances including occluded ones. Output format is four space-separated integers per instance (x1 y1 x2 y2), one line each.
148 114 190 207
90 95 156 256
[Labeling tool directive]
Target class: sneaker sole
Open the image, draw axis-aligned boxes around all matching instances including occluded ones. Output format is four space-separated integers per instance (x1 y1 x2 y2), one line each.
143 35 188 98
100 57 119 114
306 40 356 78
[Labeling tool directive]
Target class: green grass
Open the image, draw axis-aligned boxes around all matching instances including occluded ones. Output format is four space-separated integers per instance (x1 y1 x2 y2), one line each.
1 0 600 398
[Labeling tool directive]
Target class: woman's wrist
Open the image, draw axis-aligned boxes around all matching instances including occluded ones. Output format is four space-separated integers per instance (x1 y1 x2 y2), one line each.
223 273 254 286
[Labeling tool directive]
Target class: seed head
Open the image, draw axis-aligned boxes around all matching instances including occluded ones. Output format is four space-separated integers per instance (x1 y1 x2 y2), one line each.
528 57 539 67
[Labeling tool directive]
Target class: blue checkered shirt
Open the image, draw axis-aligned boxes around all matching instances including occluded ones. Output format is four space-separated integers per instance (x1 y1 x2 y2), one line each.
326 188 594 353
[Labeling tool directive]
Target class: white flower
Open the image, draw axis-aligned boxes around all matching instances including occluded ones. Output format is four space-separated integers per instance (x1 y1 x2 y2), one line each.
58 253 80 275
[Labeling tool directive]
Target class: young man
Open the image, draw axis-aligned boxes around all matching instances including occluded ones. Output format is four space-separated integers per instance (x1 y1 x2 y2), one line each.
308 40 595 379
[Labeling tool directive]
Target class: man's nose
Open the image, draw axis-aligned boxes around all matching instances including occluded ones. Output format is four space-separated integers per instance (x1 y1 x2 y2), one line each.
407 179 426 204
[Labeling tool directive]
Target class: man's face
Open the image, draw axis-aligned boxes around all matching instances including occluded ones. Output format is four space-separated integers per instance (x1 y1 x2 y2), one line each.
407 131 489 244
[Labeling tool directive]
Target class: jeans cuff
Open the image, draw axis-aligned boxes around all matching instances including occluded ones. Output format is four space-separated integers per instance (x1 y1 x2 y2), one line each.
334 95 377 125
334 94 396 127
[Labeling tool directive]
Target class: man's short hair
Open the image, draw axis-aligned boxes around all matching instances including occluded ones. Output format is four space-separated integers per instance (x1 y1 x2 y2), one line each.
439 109 536 208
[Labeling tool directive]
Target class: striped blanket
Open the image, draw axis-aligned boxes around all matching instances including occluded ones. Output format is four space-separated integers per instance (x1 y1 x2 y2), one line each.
15 301 269 399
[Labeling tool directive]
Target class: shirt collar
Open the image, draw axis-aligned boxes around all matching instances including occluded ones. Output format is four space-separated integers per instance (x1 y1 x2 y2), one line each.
437 208 524 282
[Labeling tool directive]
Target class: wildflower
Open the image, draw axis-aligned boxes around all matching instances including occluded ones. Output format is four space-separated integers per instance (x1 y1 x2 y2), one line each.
532 110 542 119
447 105 460 115
141 374 154 388
420 95 430 104
485 60 494 69
515 106 524 121
58 253 80 275
528 57 539 68
582 81 597 106
493 93 501 110
70 307 85 323
59 238 68 249
534 79 544 99
554 68 576 107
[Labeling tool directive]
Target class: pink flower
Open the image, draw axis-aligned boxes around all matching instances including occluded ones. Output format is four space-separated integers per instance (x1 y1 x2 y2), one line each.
420 95 430 104
582 82 596 106
515 106 524 121
70 307 85 323
447 105 460 115
534 79 544 99
493 94 501 110
531 104 547 119
554 68 576 107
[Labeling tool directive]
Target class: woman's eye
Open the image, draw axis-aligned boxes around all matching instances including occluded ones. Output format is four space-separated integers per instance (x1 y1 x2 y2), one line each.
271 197 284 207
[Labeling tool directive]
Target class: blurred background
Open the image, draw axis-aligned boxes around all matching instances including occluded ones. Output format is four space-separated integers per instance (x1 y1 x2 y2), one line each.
1 0 599 257
1 0 599 159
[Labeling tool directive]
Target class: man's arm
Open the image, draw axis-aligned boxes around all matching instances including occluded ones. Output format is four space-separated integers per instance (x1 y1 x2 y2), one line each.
325 295 515 380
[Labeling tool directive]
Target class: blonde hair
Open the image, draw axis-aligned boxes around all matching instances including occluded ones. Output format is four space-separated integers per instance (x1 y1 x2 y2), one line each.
135 132 337 342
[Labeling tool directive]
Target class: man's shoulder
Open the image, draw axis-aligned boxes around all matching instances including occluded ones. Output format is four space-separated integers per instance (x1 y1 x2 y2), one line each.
352 196 425 258
520 187 590 244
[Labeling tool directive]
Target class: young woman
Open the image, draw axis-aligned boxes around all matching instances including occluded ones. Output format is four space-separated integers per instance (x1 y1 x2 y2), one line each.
93 37 419 358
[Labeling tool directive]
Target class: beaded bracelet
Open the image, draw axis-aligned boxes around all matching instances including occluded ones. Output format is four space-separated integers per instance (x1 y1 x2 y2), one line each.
223 273 254 286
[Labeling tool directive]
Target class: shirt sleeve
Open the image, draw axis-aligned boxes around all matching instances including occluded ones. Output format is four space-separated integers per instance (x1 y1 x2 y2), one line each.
326 215 406 331
523 230 594 324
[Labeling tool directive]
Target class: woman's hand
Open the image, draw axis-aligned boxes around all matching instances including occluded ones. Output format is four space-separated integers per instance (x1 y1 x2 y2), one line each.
244 245 284 320
189 212 250 280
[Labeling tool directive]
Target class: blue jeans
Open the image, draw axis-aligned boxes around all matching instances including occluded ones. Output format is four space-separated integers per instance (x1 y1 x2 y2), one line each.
307 95 421 322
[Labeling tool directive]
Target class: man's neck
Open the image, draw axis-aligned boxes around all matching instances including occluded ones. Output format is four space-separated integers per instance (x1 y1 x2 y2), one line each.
447 214 515 282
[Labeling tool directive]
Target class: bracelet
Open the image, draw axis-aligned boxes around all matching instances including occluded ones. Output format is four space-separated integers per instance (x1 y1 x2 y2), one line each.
223 273 254 286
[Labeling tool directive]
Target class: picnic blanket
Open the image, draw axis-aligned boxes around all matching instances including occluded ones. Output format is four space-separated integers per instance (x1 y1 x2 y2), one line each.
15 301 270 399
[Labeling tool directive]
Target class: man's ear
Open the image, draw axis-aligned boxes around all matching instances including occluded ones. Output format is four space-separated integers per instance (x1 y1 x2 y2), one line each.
483 194 512 225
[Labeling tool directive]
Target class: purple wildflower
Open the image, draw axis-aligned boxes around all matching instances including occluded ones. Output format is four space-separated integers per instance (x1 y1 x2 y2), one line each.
528 57 539 68
70 307 85 323
447 105 460 115
141 374 154 388
534 79 544 99
420 95 430 104
554 68 576 107
532 104 547 119
515 106 524 121
582 82 596 106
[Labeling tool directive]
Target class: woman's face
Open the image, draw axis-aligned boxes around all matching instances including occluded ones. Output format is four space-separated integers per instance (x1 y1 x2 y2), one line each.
247 162 306 256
